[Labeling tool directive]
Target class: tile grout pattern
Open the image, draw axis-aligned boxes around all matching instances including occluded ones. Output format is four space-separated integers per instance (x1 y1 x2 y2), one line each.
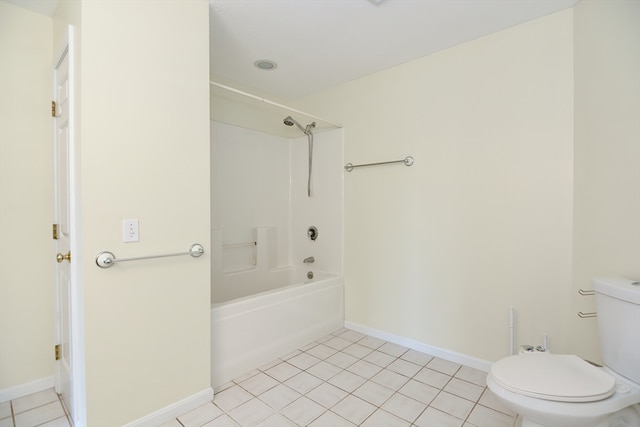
165 328 522 427
0 388 71 427
1 328 522 427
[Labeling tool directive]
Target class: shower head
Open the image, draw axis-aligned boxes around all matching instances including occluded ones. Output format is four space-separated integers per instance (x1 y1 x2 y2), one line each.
283 116 313 135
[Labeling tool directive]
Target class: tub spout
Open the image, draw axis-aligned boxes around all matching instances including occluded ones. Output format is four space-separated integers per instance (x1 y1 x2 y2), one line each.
303 256 315 264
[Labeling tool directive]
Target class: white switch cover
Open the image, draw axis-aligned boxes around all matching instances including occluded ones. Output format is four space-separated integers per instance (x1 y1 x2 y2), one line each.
123 219 139 242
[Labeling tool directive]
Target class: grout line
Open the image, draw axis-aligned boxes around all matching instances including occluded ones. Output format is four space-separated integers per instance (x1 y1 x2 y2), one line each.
185 329 514 427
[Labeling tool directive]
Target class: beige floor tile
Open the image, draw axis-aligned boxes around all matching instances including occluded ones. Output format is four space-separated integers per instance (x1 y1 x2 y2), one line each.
370 368 411 391
227 398 274 426
306 382 348 409
398 379 439 405
238 372 279 396
414 407 464 427
380 392 426 423
308 410 355 427
255 413 298 427
430 391 475 421
281 396 325 426
455 366 487 387
353 380 395 407
361 408 411 427
346 359 382 379
328 370 367 393
306 360 342 381
212 385 253 413
466 404 516 427
258 384 301 411
14 401 64 427
331 395 376 425
12 389 58 414
177 402 223 427
414 367 452 389
0 402 11 419
427 357 462 376
284 371 323 394
444 378 484 402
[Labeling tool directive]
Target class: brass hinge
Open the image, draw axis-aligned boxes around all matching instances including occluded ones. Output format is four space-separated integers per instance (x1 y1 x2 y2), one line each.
55 344 61 361
51 101 56 117
53 224 59 240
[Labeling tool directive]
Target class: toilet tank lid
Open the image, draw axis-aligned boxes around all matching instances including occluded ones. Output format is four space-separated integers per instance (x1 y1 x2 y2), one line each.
593 277 640 305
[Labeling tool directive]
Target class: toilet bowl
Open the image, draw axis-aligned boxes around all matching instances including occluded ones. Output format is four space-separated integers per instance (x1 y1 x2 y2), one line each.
487 278 640 427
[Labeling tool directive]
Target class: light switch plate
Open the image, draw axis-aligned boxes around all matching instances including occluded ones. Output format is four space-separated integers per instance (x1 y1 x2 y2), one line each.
123 219 139 242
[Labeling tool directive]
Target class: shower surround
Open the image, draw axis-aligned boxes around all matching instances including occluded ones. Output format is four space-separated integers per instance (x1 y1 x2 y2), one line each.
210 120 344 387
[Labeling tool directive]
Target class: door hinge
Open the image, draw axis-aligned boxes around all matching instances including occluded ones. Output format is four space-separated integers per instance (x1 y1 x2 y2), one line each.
55 344 61 361
53 224 59 240
51 101 56 117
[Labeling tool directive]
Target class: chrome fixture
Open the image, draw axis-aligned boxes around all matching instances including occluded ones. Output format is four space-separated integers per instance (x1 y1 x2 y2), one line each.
345 156 414 172
303 256 315 264
96 243 204 268
307 226 318 241
307 271 314 280
284 116 316 197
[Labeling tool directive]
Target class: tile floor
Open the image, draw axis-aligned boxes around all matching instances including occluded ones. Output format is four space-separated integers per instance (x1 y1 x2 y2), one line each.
0 388 70 427
167 328 521 427
1 328 522 427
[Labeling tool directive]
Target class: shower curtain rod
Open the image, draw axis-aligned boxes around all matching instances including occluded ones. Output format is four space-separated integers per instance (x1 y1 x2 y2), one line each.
210 81 342 129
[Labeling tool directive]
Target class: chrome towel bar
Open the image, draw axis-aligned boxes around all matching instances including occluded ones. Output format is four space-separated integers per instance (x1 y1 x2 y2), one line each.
95 243 204 268
345 156 414 172
578 311 597 318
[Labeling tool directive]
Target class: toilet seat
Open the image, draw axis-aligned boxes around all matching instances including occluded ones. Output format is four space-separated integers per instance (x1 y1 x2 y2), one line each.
489 354 616 402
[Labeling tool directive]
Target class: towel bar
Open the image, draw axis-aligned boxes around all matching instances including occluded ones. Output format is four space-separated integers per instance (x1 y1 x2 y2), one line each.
96 243 204 268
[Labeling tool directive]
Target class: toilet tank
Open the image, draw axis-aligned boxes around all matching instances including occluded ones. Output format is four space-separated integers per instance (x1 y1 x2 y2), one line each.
593 277 640 384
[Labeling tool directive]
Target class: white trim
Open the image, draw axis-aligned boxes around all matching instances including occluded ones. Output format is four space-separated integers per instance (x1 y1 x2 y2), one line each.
122 387 214 427
0 376 54 403
344 321 492 373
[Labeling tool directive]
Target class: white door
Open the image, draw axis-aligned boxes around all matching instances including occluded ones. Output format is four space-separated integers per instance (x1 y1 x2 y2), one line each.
53 36 77 424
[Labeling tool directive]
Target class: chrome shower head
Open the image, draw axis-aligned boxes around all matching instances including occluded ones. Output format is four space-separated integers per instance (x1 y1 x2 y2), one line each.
283 116 311 135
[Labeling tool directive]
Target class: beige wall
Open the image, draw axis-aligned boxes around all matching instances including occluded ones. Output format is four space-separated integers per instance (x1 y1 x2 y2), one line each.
0 2 54 391
570 0 640 359
298 10 576 362
74 1 211 425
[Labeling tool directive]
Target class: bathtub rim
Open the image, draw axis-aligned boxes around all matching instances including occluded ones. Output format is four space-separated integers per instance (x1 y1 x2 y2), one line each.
212 271 341 308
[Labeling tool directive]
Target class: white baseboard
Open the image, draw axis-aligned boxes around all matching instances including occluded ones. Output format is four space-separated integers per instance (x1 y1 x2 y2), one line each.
344 321 492 373
0 376 54 403
123 387 214 427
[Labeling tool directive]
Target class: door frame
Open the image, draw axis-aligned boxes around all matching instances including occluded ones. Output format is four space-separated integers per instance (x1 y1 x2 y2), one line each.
53 25 85 426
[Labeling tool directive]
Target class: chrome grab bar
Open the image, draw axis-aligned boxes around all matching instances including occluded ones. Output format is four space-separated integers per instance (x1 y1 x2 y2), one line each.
96 243 204 268
345 156 414 172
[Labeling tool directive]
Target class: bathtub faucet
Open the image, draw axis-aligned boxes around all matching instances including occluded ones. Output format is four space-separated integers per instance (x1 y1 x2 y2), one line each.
303 256 315 264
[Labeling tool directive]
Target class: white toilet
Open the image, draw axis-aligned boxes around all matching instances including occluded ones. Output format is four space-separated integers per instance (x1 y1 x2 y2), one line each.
487 277 640 427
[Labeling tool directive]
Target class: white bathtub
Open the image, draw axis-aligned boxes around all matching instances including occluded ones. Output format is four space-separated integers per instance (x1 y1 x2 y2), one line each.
210 270 344 389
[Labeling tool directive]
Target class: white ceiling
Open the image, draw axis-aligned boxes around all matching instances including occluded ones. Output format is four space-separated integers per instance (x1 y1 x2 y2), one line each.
211 0 578 100
6 0 578 102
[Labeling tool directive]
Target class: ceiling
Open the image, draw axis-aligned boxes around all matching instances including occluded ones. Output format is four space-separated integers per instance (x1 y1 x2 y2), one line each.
6 0 578 101
211 0 579 100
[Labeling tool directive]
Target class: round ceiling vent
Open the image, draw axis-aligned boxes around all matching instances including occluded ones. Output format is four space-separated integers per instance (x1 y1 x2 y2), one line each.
254 60 277 70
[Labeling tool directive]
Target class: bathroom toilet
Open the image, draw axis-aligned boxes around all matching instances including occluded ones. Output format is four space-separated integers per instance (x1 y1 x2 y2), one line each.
487 277 640 427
